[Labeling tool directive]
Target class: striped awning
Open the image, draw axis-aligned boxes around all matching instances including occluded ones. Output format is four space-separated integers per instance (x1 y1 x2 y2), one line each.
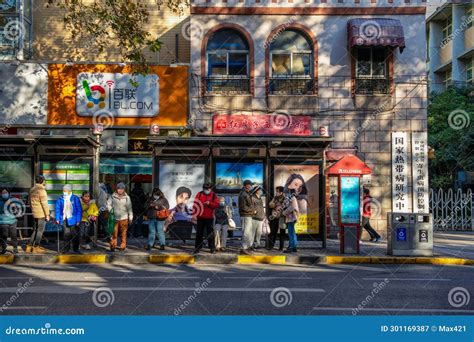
347 18 406 53
100 157 152 175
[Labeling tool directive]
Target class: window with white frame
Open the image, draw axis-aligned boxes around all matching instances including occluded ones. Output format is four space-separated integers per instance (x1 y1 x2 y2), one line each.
355 47 389 95
269 29 313 94
206 29 249 94
442 17 452 41
0 0 32 60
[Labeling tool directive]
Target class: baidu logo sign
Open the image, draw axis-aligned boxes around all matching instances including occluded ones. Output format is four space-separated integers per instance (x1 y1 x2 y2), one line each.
76 72 159 117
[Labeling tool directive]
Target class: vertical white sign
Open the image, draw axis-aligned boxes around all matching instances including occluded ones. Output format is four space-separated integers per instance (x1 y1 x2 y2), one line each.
392 132 409 213
411 132 429 214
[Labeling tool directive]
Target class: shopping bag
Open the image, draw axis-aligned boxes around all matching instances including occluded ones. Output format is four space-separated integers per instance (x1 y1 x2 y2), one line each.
44 221 63 233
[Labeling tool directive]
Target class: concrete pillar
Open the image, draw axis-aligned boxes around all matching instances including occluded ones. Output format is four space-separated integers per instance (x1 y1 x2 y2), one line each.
452 5 466 83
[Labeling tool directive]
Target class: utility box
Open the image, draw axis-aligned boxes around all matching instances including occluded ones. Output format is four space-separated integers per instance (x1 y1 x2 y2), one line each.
387 212 433 256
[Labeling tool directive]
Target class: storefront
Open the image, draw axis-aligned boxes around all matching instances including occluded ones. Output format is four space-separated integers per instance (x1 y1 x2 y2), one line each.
149 134 331 247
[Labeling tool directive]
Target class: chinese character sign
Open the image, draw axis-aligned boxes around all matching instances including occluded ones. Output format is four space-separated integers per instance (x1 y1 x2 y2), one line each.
213 114 312 136
392 132 408 213
411 132 429 214
76 72 159 117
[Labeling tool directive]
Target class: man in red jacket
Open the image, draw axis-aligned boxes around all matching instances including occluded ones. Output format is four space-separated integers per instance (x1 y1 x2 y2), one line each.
193 183 220 254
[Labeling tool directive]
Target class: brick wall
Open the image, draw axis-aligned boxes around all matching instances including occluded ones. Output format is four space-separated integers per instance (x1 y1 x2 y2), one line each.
31 0 190 64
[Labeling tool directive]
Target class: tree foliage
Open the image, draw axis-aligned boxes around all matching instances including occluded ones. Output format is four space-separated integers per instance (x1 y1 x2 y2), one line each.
46 0 189 73
428 86 474 189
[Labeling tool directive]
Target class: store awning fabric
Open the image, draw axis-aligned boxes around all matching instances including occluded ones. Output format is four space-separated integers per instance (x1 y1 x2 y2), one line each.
347 18 406 53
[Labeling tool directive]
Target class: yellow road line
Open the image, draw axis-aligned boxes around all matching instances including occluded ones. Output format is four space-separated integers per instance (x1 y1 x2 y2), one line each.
237 255 286 264
149 255 195 264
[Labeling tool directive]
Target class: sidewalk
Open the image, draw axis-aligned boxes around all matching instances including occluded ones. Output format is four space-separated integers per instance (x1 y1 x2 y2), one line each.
1 231 473 266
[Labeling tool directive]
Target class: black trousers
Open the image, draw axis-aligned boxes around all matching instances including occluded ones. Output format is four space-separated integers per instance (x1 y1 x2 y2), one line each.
268 218 285 249
0 223 18 251
63 224 81 252
361 216 381 239
195 218 215 251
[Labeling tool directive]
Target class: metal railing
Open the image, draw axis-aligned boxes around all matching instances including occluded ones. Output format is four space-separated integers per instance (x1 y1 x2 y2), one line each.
355 78 390 95
268 77 314 95
430 188 473 231
204 77 250 94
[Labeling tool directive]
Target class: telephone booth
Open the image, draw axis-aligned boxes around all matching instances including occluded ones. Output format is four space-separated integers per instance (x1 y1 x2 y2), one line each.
326 155 372 254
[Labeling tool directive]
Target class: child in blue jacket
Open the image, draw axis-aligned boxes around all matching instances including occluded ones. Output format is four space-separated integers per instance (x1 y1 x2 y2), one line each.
55 184 82 254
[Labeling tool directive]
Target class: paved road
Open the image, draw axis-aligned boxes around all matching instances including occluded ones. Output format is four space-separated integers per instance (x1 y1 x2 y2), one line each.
0 263 472 315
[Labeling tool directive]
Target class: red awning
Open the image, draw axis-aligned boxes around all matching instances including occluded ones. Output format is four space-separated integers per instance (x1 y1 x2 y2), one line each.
326 154 372 175
347 18 406 53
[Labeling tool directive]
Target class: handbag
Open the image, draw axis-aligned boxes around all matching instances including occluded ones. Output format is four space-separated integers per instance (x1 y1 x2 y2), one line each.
107 209 115 234
262 218 271 235
156 208 171 220
228 218 236 229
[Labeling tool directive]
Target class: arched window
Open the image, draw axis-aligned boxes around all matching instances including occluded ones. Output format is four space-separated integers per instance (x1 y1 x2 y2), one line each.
206 29 250 93
269 29 314 94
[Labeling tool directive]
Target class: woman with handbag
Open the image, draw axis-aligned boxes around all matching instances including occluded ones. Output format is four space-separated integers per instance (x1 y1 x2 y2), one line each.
145 188 170 251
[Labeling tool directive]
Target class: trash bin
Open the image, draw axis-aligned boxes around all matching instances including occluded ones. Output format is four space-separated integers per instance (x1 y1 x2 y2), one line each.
387 212 433 256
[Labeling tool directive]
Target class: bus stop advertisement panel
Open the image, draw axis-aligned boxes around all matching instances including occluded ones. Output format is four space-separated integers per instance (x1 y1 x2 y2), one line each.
326 155 372 254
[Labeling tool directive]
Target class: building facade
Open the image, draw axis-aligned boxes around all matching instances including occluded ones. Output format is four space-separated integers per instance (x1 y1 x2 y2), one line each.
427 0 473 93
0 0 430 242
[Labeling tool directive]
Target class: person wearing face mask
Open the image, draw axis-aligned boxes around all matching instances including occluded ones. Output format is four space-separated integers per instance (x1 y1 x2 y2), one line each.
214 197 232 252
145 188 170 251
0 188 19 254
55 185 83 254
192 183 219 254
106 182 133 252
27 175 50 252
251 186 265 250
79 191 99 250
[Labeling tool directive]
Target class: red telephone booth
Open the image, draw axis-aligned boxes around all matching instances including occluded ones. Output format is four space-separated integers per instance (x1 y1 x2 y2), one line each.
326 155 372 254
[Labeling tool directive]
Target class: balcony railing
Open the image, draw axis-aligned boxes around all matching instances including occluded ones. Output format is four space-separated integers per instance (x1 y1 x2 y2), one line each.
355 78 390 95
269 77 314 95
205 77 250 95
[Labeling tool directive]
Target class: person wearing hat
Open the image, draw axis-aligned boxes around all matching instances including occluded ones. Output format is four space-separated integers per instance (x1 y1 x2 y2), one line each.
26 175 50 252
55 184 83 254
192 183 219 254
239 179 256 255
107 182 133 252
251 185 265 249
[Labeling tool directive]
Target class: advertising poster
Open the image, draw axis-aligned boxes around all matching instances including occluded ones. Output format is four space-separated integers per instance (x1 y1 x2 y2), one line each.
340 176 360 224
158 161 205 214
215 162 263 191
273 164 320 234
0 160 32 189
41 161 91 213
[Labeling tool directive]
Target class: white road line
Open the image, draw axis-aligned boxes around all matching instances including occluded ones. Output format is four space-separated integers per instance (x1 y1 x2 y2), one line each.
363 277 452 282
0 287 325 294
312 306 474 313
83 276 200 280
0 306 47 310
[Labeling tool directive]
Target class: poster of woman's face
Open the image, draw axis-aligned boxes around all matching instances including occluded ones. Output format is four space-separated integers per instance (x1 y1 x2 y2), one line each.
273 165 320 234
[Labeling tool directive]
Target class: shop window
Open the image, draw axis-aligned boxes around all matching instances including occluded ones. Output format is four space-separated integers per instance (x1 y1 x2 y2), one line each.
269 29 314 95
355 47 390 95
441 17 452 41
206 29 250 94
0 0 33 60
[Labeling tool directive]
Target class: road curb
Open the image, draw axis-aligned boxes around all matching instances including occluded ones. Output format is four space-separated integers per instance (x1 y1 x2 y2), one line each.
325 256 474 265
2 254 473 266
